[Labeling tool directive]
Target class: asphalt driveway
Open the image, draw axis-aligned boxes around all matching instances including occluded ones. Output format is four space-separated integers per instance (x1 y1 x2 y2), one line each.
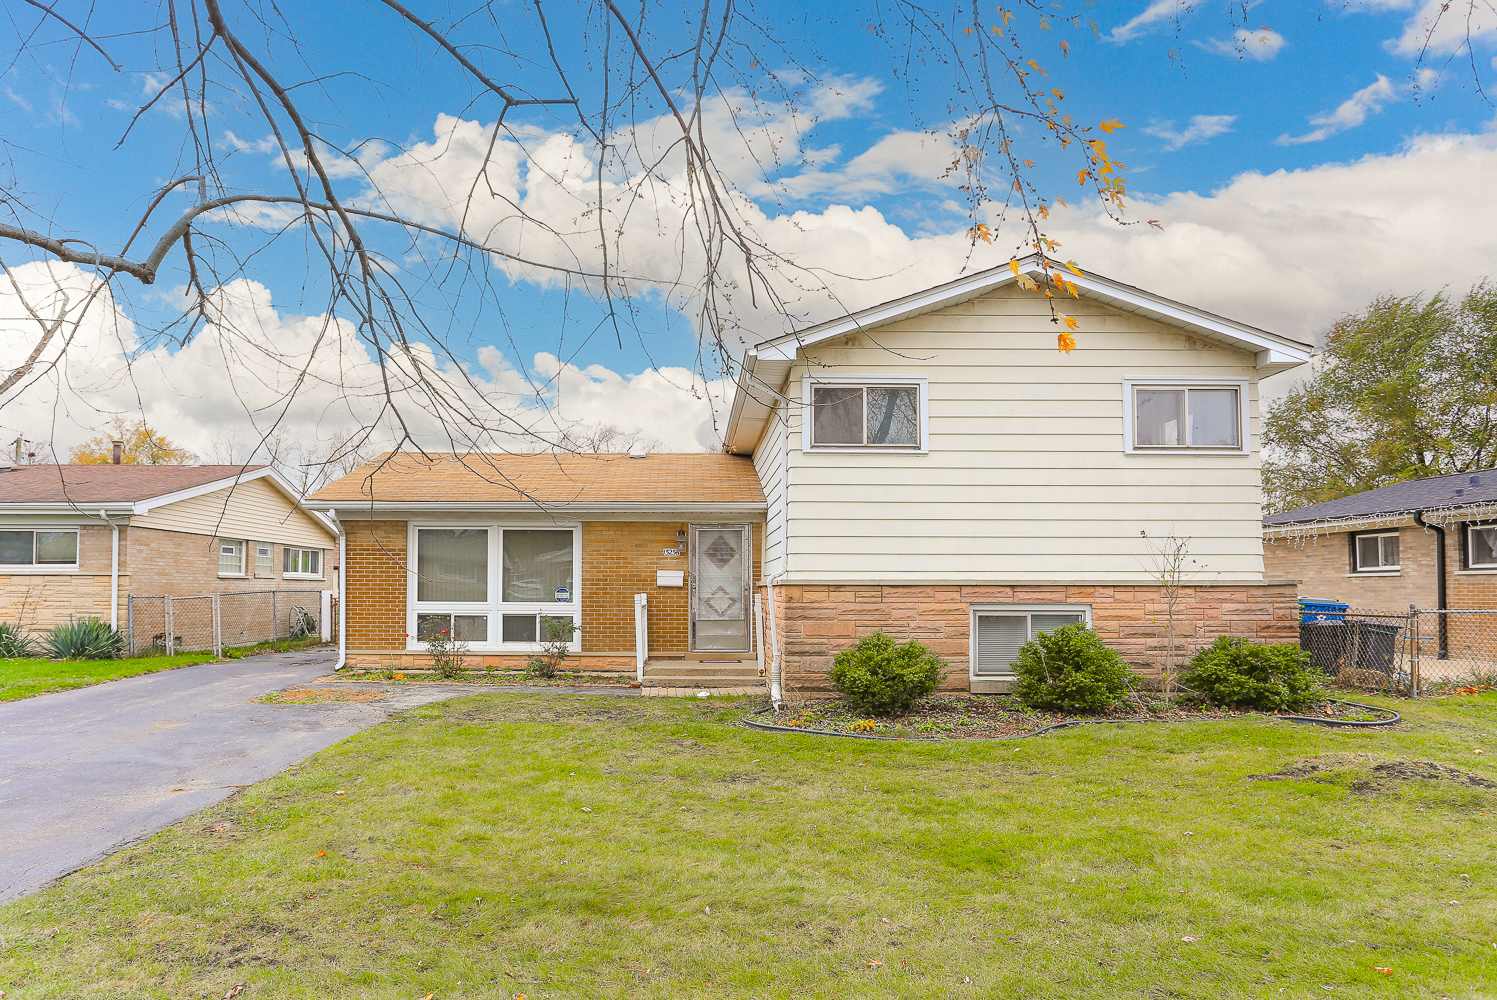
0 649 490 902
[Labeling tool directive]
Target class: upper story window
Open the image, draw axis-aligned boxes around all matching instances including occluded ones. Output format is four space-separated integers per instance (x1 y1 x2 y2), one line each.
1467 523 1497 568
1352 530 1400 572
218 539 246 576
283 547 323 578
804 376 927 451
1126 381 1246 453
0 529 79 569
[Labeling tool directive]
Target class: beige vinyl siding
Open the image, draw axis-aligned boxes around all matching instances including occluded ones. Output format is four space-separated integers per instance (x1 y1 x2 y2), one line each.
129 477 335 549
778 285 1267 583
753 401 789 578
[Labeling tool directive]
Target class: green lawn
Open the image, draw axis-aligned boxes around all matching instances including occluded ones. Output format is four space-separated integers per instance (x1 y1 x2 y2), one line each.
1 692 1494 999
0 653 219 702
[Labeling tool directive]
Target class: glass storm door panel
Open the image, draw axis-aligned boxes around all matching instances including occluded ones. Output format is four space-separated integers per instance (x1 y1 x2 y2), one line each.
691 525 750 652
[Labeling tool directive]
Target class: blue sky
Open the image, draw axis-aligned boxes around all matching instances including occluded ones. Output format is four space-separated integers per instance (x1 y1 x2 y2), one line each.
1 1 1495 452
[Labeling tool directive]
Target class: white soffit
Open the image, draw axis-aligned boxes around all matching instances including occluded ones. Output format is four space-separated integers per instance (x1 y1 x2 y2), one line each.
722 255 1312 454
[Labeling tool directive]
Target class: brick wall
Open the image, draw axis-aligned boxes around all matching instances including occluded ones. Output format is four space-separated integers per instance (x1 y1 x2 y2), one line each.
1262 525 1437 613
123 526 332 597
766 582 1300 692
343 519 408 650
342 518 763 671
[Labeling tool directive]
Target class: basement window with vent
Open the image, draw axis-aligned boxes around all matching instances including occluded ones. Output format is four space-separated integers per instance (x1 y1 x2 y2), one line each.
970 605 1092 684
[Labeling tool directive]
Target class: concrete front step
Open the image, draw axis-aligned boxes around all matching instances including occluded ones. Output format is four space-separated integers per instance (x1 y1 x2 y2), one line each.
641 658 762 689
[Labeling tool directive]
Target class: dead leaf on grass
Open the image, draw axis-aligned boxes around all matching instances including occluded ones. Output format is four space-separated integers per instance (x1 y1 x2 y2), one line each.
223 985 247 1000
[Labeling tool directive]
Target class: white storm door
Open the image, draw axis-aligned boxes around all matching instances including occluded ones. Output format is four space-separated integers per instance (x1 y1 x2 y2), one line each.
690 524 751 652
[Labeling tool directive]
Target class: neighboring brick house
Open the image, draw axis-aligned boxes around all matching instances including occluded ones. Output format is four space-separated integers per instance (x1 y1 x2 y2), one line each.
315 257 1315 692
1262 468 1497 616
0 464 338 635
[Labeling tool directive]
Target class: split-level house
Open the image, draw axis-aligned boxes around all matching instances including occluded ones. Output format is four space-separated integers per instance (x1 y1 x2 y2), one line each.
311 258 1313 691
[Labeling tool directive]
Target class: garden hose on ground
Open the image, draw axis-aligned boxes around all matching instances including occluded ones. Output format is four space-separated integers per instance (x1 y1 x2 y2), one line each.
741 698 1401 742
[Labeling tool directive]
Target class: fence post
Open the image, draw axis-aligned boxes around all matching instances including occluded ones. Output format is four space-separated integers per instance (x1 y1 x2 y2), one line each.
213 594 222 657
1409 606 1420 698
320 590 333 642
165 597 175 657
271 591 279 642
127 596 135 657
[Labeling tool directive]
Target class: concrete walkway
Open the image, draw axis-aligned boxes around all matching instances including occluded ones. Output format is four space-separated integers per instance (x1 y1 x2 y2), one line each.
0 649 501 902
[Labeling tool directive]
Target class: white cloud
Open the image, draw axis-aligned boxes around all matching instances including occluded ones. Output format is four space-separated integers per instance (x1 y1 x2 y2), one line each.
1109 0 1183 43
0 264 732 458
1040 129 1497 342
1277 74 1400 144
1144 114 1238 151
1203 28 1287 61
1388 0 1497 56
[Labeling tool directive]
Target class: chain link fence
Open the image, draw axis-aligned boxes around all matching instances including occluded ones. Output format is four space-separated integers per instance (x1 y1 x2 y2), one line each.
126 589 333 656
1299 607 1497 695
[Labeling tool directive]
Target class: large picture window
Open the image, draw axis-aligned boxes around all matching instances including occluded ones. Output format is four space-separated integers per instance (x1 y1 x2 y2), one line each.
806 377 926 450
410 525 579 650
0 529 79 569
416 528 488 602
1128 383 1244 451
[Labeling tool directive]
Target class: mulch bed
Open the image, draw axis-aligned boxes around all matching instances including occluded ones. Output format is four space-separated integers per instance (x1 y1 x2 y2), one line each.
261 687 390 704
762 693 1393 740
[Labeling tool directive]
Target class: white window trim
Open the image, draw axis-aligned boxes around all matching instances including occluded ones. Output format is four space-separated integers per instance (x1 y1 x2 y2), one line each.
0 525 81 574
800 373 930 454
217 538 247 578
1467 523 1497 569
1351 529 1401 573
969 603 1092 681
282 546 324 580
406 522 582 653
1122 376 1250 456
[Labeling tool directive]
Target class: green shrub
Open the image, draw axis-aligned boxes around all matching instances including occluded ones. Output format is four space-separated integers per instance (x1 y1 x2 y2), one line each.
1180 636 1320 711
45 618 125 660
0 622 37 658
827 632 946 716
1012 623 1132 713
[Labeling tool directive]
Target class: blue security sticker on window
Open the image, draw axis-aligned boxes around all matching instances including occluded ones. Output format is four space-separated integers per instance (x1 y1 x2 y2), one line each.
555 586 570 602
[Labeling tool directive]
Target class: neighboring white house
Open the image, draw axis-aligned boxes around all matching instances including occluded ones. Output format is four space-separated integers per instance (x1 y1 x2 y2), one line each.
723 255 1314 692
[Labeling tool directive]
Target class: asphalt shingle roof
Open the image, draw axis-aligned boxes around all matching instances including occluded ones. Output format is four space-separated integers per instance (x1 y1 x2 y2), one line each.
1263 467 1497 526
309 452 766 506
0 465 266 505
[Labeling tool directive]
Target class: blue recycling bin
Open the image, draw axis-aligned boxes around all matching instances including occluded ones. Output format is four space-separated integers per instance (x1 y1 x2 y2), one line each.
1299 598 1349 624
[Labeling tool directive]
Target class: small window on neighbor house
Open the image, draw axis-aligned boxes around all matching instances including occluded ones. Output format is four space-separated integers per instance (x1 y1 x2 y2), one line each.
1468 525 1497 568
254 542 275 577
1133 386 1241 450
218 539 246 575
283 547 322 577
1353 531 1400 572
810 384 921 449
0 529 79 568
972 609 1088 676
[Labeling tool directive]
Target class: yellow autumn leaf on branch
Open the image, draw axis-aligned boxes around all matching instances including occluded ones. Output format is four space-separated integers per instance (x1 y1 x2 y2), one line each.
1059 39 1070 56
1064 260 1083 278
1064 316 1079 331
1099 119 1125 133
1009 259 1021 276
1058 331 1077 353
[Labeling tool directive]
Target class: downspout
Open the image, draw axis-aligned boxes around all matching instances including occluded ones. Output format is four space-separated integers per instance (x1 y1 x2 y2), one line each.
103 510 120 630
334 512 347 670
1413 509 1448 659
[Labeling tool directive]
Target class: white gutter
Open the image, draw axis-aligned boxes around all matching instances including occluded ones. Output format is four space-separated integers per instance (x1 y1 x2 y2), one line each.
304 501 767 515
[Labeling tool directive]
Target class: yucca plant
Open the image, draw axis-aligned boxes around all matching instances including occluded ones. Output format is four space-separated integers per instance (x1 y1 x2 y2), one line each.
45 618 125 660
0 622 37 658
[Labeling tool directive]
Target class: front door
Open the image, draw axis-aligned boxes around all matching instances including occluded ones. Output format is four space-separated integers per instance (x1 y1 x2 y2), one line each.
690 524 751 652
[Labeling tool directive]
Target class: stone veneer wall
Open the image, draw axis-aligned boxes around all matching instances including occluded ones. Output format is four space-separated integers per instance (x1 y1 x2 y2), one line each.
766 582 1300 692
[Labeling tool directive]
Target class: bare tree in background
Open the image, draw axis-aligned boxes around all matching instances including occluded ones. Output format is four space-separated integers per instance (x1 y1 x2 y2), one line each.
551 423 663 454
207 428 376 496
0 1 1489 470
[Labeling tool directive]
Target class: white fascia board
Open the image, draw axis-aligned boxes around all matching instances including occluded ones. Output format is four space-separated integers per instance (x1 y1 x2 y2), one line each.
751 255 1313 365
0 504 135 518
723 352 797 455
310 501 768 516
